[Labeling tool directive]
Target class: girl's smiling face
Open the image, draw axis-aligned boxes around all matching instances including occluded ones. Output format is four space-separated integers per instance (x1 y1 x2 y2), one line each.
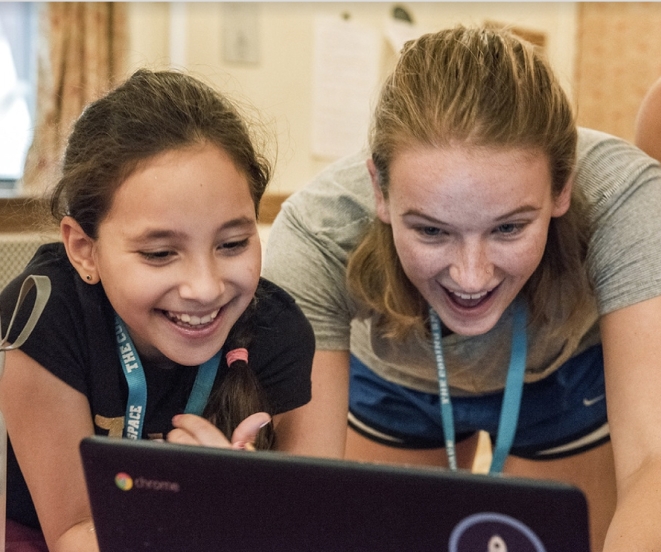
88 143 261 366
371 145 571 337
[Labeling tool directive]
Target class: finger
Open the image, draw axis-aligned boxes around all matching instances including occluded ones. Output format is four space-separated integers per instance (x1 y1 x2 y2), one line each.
231 412 271 449
169 413 232 448
166 428 203 446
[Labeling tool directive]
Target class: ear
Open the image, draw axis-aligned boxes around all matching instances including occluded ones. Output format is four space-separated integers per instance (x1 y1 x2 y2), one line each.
367 158 391 224
552 175 573 218
60 216 100 284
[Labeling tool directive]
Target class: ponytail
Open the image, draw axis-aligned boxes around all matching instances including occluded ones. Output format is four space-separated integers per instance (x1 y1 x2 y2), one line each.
202 290 275 450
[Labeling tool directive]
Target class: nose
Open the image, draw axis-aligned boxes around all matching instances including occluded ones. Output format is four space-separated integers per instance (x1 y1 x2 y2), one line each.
178 255 225 303
448 239 494 291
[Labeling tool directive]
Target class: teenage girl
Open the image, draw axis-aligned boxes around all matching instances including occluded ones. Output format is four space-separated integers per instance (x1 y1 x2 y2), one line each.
262 26 661 551
0 69 314 551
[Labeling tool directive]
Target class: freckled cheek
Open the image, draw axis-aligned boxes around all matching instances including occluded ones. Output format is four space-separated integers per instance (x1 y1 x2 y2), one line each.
246 267 261 294
104 265 182 311
251 250 263 282
392 238 439 281
226 255 261 293
503 238 548 279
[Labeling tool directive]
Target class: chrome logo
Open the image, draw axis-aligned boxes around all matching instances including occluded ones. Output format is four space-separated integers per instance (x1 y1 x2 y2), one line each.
115 472 134 491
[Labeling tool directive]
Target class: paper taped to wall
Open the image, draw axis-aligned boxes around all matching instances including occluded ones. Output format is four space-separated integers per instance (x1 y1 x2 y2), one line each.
311 15 380 160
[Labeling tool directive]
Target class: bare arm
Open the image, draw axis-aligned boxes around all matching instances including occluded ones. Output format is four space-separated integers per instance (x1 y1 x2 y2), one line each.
600 295 661 551
634 78 661 163
272 350 350 457
0 349 98 552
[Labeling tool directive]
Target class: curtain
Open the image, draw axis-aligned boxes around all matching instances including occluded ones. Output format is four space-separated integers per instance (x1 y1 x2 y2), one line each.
20 2 127 196
574 2 661 142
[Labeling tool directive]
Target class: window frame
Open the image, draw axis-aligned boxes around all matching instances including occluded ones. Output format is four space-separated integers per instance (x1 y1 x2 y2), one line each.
0 2 39 197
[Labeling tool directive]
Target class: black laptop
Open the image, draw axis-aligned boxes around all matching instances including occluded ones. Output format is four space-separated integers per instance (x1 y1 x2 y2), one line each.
80 436 590 552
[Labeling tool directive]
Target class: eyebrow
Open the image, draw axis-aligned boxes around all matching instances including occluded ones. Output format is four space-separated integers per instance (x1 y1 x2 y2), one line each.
402 205 541 225
131 216 256 242
494 205 541 221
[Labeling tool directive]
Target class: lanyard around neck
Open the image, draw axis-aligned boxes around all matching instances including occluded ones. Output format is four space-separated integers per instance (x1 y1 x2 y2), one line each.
114 314 221 439
429 299 528 474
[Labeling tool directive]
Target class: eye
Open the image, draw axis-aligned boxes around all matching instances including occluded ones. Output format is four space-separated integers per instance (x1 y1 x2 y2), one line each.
495 223 525 236
139 250 174 261
218 238 250 254
416 226 443 237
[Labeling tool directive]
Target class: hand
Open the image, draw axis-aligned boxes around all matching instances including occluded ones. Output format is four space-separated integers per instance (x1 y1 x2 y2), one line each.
166 412 271 450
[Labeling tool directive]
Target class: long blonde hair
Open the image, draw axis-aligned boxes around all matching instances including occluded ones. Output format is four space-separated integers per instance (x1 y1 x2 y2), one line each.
347 25 591 339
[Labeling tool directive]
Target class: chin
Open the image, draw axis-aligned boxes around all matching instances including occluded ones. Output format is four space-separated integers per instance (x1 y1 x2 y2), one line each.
439 310 502 337
451 324 497 337
183 348 224 367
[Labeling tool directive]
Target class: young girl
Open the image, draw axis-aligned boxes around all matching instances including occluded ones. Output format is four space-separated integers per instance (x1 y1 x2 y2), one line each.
262 26 661 551
0 69 314 551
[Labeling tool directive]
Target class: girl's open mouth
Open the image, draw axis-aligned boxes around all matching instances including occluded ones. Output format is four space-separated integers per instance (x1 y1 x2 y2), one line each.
163 308 220 328
445 287 495 309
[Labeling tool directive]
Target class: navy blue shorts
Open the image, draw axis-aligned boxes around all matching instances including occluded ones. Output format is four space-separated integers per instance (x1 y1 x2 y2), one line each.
348 345 609 460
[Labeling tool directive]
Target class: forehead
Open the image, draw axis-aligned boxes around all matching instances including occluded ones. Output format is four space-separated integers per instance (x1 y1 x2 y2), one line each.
389 143 550 174
387 144 552 199
103 144 254 226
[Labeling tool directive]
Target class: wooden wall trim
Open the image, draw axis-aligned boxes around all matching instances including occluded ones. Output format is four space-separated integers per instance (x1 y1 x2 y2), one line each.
0 193 289 234
258 193 288 225
0 198 54 234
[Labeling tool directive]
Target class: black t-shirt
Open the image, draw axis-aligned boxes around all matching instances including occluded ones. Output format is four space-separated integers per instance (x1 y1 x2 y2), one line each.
0 243 314 527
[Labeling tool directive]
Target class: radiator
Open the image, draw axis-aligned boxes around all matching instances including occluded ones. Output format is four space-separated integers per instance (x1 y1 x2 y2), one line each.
0 233 59 292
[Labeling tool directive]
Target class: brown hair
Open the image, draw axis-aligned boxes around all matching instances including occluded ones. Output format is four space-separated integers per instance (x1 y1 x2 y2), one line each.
50 69 275 448
204 290 275 450
347 25 591 339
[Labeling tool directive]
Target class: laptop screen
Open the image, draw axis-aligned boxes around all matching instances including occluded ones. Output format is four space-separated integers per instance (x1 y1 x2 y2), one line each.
80 436 590 552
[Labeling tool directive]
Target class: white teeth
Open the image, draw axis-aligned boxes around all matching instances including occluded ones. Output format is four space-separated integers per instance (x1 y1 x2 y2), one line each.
452 290 488 300
168 309 219 326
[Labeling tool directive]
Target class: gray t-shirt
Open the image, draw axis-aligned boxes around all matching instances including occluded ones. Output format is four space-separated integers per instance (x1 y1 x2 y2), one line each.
263 128 661 395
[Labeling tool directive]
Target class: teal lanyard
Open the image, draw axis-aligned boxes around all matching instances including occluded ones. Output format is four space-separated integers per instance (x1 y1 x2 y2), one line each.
429 300 528 474
114 314 221 439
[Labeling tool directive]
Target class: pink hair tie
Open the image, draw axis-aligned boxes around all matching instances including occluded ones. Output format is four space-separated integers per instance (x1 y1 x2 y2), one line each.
226 348 249 366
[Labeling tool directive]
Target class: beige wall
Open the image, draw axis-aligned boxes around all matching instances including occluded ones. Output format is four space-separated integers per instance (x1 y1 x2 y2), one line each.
575 2 661 142
125 2 578 195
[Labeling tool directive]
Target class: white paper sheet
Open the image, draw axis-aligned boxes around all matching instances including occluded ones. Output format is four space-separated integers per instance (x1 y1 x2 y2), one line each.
311 16 381 160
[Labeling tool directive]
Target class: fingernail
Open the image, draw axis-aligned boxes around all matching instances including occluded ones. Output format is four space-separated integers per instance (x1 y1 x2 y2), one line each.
234 442 256 451
259 418 271 428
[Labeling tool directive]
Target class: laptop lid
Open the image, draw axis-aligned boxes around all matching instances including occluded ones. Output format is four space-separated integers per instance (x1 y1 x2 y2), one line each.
80 436 590 552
